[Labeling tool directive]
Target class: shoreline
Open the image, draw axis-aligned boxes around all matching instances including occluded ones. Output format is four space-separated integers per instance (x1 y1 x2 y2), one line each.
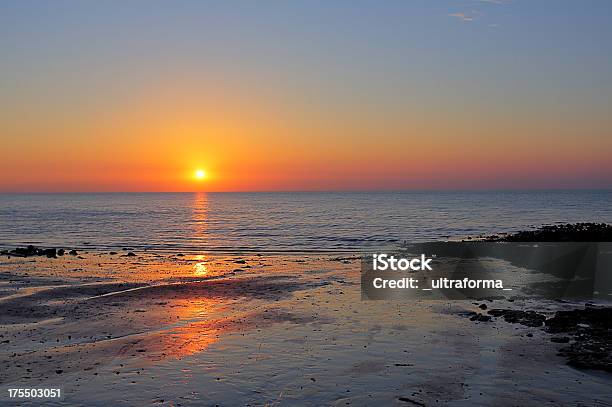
4 222 612 258
1 225 611 404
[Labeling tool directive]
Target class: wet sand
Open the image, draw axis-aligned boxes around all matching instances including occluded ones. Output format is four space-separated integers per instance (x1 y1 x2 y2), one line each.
1 252 611 406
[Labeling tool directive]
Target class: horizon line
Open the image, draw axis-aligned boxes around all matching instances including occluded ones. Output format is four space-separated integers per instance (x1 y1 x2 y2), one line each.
1 187 611 194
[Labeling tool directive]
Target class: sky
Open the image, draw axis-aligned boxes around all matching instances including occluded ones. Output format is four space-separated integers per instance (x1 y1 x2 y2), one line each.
1 0 611 192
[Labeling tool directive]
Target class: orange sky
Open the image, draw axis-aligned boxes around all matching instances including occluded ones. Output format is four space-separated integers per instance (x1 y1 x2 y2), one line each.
1 2 611 192
2 79 610 192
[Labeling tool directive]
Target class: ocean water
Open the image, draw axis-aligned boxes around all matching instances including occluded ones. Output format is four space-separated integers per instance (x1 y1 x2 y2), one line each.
0 191 611 253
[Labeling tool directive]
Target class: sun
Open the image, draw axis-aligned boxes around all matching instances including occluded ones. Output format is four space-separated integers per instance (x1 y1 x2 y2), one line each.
194 169 206 180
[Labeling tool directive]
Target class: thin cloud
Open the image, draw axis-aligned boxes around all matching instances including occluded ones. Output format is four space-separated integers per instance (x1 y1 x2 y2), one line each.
448 11 481 22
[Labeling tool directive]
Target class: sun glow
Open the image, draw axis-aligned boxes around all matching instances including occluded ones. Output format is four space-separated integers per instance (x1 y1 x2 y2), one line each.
194 169 206 180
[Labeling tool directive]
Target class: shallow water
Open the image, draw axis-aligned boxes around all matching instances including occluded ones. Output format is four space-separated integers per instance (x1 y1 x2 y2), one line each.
0 253 610 406
1 191 611 253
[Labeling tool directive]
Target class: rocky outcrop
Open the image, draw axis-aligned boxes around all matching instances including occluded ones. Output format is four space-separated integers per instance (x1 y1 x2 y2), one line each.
545 305 612 372
484 223 612 242
466 304 612 372
1 245 74 259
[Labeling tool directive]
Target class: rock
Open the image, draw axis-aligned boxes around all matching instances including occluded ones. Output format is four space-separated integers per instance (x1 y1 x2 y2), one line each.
545 307 612 333
126 252 136 257
11 245 38 257
489 305 612 372
484 222 612 242
68 250 78 256
558 335 612 372
5 245 70 258
109 251 118 255
488 309 546 327
398 397 426 406
478 303 488 310
543 306 612 371
469 313 491 322
41 248 57 258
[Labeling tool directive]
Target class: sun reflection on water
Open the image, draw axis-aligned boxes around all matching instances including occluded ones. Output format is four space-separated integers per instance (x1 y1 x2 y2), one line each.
193 262 208 276
126 297 231 362
192 254 208 276
192 192 209 247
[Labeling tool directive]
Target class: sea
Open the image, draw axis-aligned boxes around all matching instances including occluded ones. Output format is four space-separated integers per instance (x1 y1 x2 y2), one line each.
0 191 611 253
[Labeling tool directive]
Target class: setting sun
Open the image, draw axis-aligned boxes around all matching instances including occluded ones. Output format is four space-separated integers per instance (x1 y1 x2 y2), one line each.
194 169 206 180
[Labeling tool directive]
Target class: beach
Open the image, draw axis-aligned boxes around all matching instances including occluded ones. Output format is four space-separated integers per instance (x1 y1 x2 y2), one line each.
1 250 610 406
2 0 612 404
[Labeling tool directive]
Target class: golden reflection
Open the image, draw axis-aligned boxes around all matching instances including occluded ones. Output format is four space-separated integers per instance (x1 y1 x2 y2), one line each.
192 254 211 276
161 298 226 361
127 297 239 362
193 262 208 276
192 191 209 250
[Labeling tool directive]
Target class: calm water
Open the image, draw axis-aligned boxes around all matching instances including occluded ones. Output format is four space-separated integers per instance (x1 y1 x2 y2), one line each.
0 191 611 253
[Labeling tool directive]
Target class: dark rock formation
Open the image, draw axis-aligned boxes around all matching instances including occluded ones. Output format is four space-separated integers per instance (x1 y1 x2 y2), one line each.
12 245 38 257
467 304 612 372
487 309 546 327
1 245 77 259
469 313 491 322
545 306 612 333
41 248 57 258
545 306 612 372
557 333 612 372
485 222 612 242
